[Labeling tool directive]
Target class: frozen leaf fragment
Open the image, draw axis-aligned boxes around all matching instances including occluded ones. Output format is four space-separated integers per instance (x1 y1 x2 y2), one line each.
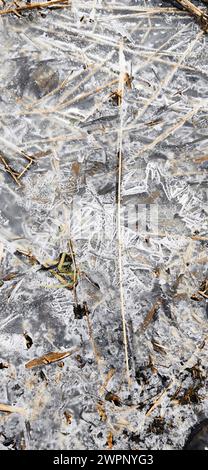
25 350 74 369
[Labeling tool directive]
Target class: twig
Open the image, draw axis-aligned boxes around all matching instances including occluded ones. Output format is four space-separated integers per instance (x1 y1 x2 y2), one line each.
173 0 208 31
0 153 22 186
146 381 173 417
0 0 69 16
17 158 34 179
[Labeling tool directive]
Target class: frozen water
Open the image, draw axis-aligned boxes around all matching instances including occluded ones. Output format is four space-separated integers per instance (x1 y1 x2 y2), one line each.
0 0 207 450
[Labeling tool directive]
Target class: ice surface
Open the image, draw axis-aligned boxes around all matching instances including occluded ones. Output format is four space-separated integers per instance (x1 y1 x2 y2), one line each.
0 0 207 450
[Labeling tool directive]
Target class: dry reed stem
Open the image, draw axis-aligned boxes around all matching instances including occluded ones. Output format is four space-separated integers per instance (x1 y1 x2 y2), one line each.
0 0 69 16
174 0 208 31
117 41 131 387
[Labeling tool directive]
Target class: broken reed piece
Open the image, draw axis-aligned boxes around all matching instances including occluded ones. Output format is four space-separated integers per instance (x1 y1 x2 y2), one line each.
0 149 51 185
17 158 34 180
0 403 26 414
0 0 69 16
174 0 208 31
25 349 77 369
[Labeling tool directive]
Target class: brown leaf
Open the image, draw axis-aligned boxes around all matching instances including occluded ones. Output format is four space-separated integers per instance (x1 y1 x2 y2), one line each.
25 350 74 369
